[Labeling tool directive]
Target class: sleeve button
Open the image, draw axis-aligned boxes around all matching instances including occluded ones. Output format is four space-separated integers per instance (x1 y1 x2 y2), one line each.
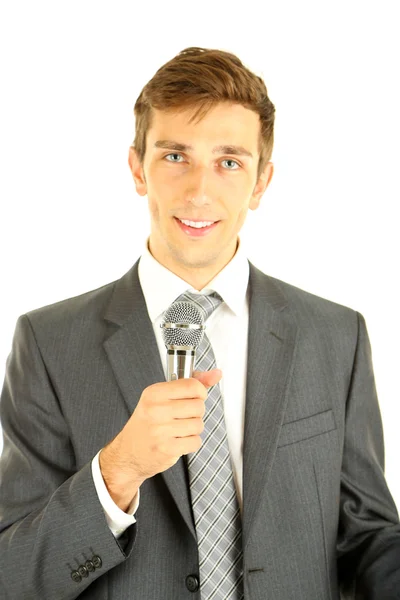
92 555 102 569
85 559 95 572
71 570 82 583
78 565 89 578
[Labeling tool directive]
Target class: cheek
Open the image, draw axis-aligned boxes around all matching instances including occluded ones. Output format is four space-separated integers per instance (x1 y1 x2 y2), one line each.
234 206 248 227
147 196 161 221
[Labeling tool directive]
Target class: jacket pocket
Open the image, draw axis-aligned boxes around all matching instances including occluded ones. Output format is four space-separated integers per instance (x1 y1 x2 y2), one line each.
277 408 336 448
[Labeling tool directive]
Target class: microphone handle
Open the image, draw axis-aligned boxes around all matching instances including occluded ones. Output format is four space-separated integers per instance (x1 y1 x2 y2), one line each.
167 347 196 381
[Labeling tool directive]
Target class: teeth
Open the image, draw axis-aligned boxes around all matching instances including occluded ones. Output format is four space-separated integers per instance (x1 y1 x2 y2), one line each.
179 219 215 228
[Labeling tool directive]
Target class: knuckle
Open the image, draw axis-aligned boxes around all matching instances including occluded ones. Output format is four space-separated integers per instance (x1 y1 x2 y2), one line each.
190 378 205 397
152 423 165 441
145 404 157 422
158 443 169 456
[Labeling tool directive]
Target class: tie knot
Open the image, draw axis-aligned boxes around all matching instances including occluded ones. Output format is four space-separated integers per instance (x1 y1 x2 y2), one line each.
171 289 224 322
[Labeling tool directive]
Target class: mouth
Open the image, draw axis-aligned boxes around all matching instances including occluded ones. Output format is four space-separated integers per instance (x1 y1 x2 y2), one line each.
174 217 221 237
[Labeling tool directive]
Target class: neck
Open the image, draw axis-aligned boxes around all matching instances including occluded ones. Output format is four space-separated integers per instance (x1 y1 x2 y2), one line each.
147 238 239 291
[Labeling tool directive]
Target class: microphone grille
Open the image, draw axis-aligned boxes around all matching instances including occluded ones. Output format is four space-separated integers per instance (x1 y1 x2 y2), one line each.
160 300 204 348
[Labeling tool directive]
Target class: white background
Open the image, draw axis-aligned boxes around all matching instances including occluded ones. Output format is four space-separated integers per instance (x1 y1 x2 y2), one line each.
0 1 399 510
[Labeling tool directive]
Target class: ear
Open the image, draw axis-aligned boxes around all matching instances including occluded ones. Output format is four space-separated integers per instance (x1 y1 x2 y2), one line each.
128 146 147 196
249 162 274 210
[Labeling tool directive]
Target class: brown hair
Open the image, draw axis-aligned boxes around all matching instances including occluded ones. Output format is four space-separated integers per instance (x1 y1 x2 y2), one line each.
132 47 275 182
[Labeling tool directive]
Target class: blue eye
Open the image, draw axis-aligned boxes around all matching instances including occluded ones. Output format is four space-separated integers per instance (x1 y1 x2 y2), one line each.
165 153 184 163
164 153 240 170
221 159 240 170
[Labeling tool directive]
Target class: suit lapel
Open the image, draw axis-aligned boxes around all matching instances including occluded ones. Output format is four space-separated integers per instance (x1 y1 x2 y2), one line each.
103 259 197 538
102 258 299 547
242 263 299 550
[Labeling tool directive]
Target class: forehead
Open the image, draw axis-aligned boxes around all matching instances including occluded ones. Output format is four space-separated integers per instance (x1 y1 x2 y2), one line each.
147 102 260 150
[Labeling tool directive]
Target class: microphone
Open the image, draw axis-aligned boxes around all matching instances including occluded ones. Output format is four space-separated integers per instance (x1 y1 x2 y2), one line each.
160 301 206 381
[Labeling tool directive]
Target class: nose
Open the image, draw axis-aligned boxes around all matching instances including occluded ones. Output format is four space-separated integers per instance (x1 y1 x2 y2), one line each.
184 166 212 207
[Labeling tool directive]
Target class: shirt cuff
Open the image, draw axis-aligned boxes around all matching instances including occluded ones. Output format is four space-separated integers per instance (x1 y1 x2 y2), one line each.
91 449 140 538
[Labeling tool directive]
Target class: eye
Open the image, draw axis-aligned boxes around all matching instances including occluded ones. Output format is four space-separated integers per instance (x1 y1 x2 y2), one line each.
163 153 241 170
221 159 240 170
164 153 184 163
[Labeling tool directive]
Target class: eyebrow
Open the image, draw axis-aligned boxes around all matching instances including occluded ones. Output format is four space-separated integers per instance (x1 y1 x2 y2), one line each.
154 139 253 158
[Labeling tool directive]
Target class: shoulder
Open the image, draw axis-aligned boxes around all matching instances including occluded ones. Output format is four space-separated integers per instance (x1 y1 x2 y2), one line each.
250 262 360 339
272 273 357 317
21 277 119 345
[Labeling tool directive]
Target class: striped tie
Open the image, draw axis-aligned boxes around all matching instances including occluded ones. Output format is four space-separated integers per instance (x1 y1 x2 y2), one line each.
170 290 244 600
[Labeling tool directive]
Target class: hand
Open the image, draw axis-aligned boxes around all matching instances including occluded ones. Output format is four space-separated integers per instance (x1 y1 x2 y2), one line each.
100 369 223 491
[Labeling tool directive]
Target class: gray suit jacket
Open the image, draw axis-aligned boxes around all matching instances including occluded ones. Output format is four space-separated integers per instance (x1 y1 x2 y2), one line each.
0 258 399 599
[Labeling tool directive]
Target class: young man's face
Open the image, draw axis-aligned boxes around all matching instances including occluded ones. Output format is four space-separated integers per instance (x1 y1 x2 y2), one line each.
129 101 273 289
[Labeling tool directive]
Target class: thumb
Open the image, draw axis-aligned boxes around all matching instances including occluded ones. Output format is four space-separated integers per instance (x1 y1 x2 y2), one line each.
192 368 222 388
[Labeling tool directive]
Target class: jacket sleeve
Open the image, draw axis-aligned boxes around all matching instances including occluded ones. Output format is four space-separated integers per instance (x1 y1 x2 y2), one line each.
0 314 137 600
337 311 400 600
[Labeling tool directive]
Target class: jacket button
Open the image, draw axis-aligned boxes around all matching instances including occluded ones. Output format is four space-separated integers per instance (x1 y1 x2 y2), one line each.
71 570 82 583
92 555 102 569
186 574 200 592
78 565 89 578
85 560 95 572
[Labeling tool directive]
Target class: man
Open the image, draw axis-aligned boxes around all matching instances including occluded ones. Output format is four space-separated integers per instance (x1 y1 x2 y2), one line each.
0 47 399 599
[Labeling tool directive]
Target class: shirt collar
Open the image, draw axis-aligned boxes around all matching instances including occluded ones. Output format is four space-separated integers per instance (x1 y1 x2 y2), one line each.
138 235 250 322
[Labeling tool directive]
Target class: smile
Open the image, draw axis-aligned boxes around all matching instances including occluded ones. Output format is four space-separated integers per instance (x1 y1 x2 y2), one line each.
174 217 220 237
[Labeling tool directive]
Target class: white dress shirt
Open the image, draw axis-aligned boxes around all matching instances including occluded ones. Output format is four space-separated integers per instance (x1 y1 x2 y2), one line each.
91 235 250 539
